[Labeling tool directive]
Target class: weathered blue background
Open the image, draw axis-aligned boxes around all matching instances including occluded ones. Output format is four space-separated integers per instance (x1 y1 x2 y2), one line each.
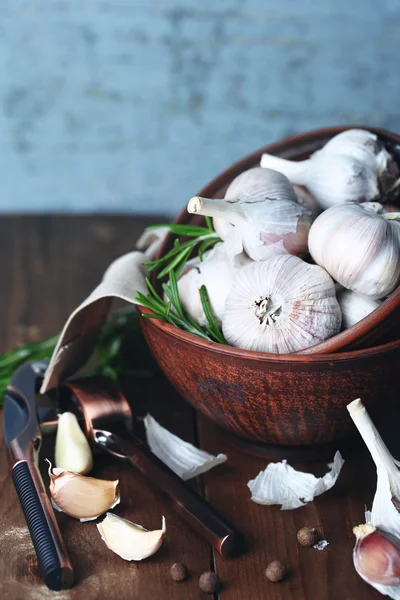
0 0 399 215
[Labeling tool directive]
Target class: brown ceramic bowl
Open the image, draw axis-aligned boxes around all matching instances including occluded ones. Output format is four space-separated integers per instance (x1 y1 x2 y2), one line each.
138 126 400 447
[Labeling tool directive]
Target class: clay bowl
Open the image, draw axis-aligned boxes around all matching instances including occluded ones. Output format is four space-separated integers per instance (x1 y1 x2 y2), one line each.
137 126 400 448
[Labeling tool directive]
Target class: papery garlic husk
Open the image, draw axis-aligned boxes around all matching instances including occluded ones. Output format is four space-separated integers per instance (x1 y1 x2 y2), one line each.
55 412 94 475
97 512 166 561
293 185 321 220
309 202 400 299
337 289 382 329
347 400 400 540
222 255 341 353
144 414 227 480
46 460 120 520
247 451 344 509
260 129 399 210
189 167 312 261
177 243 251 326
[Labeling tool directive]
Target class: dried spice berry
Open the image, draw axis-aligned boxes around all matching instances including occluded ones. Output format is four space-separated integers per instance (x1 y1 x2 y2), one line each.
170 562 188 582
265 560 287 582
199 571 221 594
297 526 318 548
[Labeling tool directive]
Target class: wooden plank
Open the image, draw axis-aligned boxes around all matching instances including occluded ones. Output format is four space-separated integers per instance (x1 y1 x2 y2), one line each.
0 216 212 599
197 415 383 599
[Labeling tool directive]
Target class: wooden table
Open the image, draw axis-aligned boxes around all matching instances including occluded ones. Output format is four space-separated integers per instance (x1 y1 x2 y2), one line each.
0 216 387 599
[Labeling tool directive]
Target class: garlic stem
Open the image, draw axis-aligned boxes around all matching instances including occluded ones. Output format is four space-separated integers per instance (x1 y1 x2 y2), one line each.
188 196 244 225
260 154 308 185
347 399 399 480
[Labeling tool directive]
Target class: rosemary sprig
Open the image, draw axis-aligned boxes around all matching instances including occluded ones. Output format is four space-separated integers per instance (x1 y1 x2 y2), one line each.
144 220 220 279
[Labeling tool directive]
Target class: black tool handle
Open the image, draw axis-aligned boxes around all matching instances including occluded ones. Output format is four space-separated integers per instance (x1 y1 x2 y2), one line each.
12 461 74 591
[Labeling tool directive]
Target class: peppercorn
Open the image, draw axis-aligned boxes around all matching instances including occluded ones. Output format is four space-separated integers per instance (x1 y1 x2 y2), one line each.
199 571 221 594
265 560 287 582
170 562 188 582
297 526 318 548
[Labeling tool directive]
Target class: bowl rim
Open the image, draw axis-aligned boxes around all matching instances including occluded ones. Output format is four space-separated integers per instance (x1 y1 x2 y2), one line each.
139 125 400 358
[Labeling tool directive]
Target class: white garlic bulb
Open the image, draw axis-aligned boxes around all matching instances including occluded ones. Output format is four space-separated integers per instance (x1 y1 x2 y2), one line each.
177 243 250 326
260 129 399 210
337 289 382 329
188 168 311 261
309 202 400 299
222 255 341 353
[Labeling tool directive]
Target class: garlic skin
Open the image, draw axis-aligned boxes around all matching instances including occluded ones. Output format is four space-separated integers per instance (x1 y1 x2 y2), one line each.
248 451 344 509
353 524 400 587
47 460 120 520
260 129 399 210
177 243 251 326
189 167 311 261
144 414 227 480
97 513 166 561
309 202 400 299
55 412 93 475
222 255 341 353
337 289 382 329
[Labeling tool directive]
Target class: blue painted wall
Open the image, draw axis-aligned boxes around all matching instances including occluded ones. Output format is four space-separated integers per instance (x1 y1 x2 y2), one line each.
0 0 399 215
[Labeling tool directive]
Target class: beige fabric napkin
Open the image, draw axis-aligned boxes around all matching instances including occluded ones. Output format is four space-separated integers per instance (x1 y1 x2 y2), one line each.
40 226 168 393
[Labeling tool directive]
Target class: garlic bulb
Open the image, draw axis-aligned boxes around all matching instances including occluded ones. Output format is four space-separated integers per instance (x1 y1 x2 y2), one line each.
55 412 93 475
337 289 382 329
46 460 120 520
309 202 400 299
177 243 250 326
97 513 166 561
222 255 341 353
188 168 311 261
260 129 399 210
293 185 321 220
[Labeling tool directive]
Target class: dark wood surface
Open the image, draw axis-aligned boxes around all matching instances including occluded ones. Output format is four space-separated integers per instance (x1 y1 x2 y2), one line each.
0 215 387 599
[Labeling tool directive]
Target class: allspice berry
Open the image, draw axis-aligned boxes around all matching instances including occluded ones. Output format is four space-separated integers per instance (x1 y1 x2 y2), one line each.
199 571 221 594
297 526 318 548
170 562 188 582
265 560 287 582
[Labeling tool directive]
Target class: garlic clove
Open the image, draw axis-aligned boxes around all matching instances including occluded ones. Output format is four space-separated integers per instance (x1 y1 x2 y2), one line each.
247 451 344 510
222 255 341 354
144 414 227 480
55 412 94 475
97 512 166 561
46 460 120 520
353 524 400 586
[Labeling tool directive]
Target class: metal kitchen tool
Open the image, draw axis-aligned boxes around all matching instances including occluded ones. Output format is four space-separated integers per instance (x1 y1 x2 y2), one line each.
56 376 244 557
3 361 74 590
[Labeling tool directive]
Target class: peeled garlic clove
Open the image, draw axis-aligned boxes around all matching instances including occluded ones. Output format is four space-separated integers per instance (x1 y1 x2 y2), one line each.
247 451 344 509
144 414 227 480
337 289 382 329
47 460 120 520
260 129 399 210
353 523 400 593
55 412 93 475
309 202 400 298
188 167 311 261
177 243 251 327
222 255 341 353
97 512 166 561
